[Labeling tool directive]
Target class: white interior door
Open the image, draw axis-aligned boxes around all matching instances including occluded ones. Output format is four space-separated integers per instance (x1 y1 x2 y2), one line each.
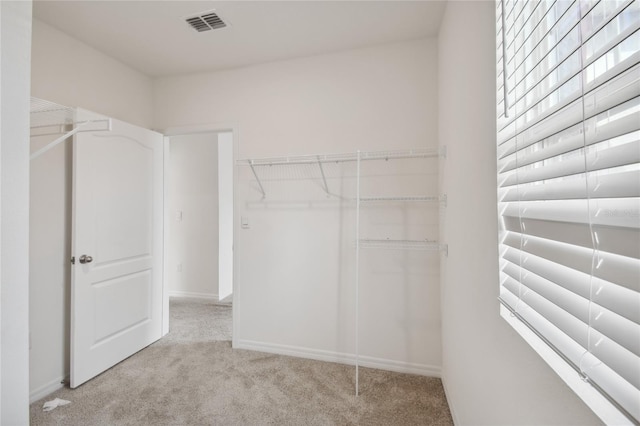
71 113 164 388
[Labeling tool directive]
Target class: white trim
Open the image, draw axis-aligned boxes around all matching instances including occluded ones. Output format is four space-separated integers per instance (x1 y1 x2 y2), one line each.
236 339 441 377
500 305 633 426
162 136 170 336
440 374 460 425
29 376 66 403
162 122 236 137
217 132 234 302
169 291 218 301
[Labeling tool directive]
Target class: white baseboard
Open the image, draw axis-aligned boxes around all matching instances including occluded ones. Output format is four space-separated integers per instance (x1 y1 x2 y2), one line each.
235 339 441 377
30 375 67 403
169 291 218 301
440 373 459 425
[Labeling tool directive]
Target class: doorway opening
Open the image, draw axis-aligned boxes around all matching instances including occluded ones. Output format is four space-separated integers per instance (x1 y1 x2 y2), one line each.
164 129 236 343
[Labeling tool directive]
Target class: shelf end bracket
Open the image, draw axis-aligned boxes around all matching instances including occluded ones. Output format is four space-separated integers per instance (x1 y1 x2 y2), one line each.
249 160 266 198
317 156 330 195
440 145 447 159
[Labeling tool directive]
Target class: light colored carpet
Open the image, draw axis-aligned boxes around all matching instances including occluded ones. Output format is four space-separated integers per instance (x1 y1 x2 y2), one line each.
158 298 233 344
30 298 452 425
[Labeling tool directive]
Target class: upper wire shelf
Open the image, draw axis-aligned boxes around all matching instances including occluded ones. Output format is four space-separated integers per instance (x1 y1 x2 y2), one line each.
30 97 76 129
237 147 442 167
358 238 447 253
359 195 446 203
238 148 444 198
29 97 112 160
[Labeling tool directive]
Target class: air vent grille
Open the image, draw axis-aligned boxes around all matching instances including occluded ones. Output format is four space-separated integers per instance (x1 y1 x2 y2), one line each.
186 12 227 32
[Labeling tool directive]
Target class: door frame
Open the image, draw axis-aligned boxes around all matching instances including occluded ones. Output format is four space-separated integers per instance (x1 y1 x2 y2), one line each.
162 123 240 348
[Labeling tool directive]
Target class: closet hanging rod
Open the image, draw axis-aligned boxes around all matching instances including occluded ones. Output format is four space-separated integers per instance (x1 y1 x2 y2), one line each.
237 147 443 167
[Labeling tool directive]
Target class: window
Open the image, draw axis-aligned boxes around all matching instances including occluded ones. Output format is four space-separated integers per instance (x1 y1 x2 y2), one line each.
496 0 640 423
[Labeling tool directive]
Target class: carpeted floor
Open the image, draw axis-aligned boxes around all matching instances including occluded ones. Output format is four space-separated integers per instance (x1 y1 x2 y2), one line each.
30 298 453 425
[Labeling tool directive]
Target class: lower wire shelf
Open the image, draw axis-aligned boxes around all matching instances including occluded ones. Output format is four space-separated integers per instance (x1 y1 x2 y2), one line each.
358 238 447 252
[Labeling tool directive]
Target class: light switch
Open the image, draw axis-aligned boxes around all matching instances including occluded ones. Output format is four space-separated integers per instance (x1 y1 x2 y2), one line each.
241 216 250 229
175 210 183 222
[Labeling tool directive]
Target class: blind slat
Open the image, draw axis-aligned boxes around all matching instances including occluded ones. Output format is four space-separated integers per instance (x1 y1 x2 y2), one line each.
502 250 591 321
499 139 640 186
501 169 640 201
503 215 640 259
501 231 640 294
500 97 639 172
587 329 640 389
580 352 640 421
502 273 590 348
504 256 640 357
590 305 640 357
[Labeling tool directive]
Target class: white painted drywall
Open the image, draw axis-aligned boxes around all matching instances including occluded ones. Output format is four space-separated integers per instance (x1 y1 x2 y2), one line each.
437 2 601 424
28 20 155 400
29 134 72 401
218 132 234 302
155 39 441 373
168 134 219 299
1 1 32 423
31 19 154 129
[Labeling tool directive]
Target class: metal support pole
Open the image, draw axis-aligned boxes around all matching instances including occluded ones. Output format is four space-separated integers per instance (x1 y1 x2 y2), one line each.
355 150 361 396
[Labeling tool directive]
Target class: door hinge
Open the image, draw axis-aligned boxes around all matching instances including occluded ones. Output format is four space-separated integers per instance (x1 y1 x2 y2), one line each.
71 256 75 265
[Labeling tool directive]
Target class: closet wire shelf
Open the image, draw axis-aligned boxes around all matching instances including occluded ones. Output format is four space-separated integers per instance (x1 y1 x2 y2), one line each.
30 97 112 160
359 195 447 205
237 148 445 198
238 147 442 166
358 238 447 253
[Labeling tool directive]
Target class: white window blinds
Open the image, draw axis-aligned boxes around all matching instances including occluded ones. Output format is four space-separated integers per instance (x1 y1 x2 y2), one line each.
496 0 640 422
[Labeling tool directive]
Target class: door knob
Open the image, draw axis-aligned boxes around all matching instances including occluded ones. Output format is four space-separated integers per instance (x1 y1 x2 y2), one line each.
79 255 93 264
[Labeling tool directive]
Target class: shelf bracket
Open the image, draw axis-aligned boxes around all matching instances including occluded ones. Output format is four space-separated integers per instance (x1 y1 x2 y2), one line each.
440 145 447 159
249 160 266 198
317 156 330 195
30 119 111 161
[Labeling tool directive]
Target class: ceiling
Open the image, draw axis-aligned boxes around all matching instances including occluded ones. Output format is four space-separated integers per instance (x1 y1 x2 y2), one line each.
33 1 446 77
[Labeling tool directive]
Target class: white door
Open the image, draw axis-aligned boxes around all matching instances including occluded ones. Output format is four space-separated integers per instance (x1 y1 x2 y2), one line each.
71 114 164 388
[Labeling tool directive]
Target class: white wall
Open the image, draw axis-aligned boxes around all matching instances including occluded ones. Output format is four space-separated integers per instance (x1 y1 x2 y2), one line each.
155 39 437 157
156 39 441 374
1 1 32 423
437 2 602 424
31 19 154 129
28 19 155 400
169 133 219 300
28 134 72 401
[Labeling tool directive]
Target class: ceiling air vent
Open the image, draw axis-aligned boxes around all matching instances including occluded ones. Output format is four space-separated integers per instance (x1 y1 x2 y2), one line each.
186 11 227 32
